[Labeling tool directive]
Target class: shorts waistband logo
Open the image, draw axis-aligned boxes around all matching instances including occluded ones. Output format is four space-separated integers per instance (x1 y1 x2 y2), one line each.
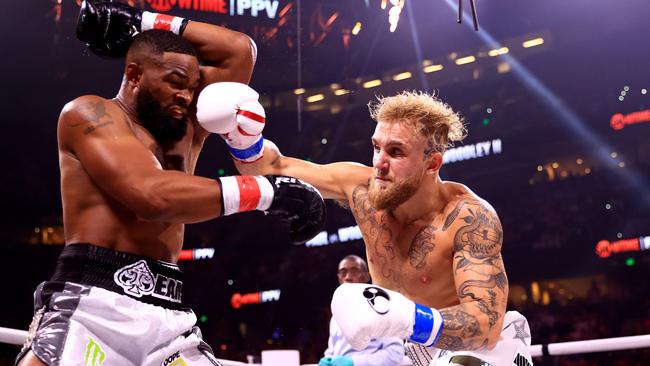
114 260 183 303
114 260 156 297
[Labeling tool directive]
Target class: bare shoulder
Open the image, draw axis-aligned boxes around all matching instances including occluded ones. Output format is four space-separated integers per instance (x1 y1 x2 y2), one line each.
58 95 130 149
440 181 502 248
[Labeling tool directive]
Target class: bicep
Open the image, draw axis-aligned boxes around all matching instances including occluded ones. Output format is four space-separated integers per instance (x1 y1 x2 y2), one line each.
276 158 370 200
450 201 508 324
59 102 163 208
235 140 371 200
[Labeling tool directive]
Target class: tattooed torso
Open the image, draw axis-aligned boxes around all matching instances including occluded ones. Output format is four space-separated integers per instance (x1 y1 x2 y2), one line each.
350 184 458 308
349 182 508 350
58 96 206 261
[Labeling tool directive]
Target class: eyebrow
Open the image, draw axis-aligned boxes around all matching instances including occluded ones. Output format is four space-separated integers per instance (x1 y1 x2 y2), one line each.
371 137 407 148
166 70 200 88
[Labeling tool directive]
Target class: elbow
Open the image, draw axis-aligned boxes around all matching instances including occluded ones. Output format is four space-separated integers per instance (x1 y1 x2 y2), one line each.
132 195 170 222
483 331 501 349
130 183 173 222
231 33 256 69
483 314 506 349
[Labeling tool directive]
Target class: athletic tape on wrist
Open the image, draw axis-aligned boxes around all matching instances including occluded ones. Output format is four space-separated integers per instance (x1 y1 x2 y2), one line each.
228 135 264 162
410 304 444 347
219 175 273 215
142 11 186 34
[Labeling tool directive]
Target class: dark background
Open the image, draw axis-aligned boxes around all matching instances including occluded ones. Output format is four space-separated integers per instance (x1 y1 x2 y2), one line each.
1 0 650 364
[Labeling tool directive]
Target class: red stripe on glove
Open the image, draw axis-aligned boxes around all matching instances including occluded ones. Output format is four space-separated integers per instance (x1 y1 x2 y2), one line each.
236 176 261 212
237 109 266 123
153 13 175 31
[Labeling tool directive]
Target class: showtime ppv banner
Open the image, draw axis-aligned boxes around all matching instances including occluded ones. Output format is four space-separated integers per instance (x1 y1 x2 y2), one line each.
146 0 280 19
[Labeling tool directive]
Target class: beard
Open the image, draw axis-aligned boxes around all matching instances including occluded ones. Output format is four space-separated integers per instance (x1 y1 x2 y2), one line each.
136 88 189 150
368 173 423 211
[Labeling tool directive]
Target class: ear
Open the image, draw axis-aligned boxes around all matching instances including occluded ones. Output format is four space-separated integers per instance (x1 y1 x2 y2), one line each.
124 62 143 88
426 152 443 174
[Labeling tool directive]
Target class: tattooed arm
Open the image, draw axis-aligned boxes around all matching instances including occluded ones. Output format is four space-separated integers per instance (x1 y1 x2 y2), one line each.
436 199 509 350
235 139 372 200
58 96 225 223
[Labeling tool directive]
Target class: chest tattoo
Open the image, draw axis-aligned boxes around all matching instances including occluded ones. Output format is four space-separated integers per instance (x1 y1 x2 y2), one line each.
408 225 436 271
352 185 399 282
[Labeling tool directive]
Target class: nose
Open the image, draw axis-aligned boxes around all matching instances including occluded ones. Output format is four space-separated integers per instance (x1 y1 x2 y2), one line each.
175 89 193 107
373 151 388 175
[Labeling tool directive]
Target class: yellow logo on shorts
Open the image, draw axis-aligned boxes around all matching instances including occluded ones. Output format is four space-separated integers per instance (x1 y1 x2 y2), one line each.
162 351 187 366
84 337 106 366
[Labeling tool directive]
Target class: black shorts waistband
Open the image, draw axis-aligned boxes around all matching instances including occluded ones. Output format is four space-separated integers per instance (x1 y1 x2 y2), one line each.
50 243 185 310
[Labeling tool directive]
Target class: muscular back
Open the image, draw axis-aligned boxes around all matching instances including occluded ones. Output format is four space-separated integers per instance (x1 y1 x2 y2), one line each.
58 95 207 262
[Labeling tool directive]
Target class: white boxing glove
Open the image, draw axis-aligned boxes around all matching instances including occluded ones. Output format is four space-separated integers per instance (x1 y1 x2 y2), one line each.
331 283 444 350
196 82 266 162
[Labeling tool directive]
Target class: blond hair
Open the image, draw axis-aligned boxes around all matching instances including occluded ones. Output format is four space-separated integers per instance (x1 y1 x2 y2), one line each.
368 90 467 155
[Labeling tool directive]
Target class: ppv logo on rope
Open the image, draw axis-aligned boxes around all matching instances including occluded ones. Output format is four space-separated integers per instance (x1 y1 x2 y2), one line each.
114 260 183 303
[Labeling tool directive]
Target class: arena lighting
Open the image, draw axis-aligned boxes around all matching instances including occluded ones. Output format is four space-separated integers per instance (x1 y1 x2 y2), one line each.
306 94 325 103
177 248 215 261
423 64 444 73
333 89 350 96
610 109 650 130
392 71 413 81
352 21 362 35
446 0 650 205
230 289 281 309
488 47 509 56
595 236 650 258
362 79 382 88
455 55 476 65
497 61 511 74
522 37 545 48
387 0 404 32
293 88 306 95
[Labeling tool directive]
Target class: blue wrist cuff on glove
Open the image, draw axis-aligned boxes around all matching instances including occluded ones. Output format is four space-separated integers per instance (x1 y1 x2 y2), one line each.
410 304 444 347
228 135 264 161
318 356 333 366
331 355 353 366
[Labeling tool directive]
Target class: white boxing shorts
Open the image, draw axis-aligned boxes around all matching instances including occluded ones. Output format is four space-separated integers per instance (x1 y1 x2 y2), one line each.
406 311 534 366
16 243 222 366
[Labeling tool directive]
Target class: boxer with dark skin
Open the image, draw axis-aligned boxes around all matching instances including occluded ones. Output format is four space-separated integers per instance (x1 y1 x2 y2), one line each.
19 20 255 366
18 4 328 364
59 24 254 263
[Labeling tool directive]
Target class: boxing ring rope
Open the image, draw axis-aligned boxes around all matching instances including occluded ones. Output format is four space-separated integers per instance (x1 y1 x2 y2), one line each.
2 326 650 363
529 334 650 357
